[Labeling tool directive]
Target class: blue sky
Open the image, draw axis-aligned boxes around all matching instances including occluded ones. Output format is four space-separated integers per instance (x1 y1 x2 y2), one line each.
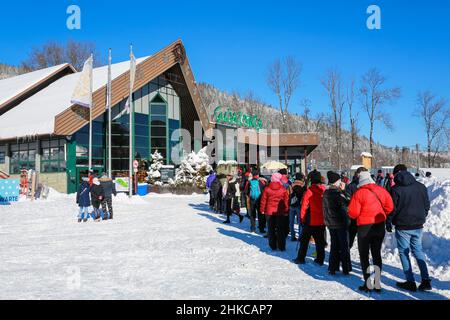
0 0 449 149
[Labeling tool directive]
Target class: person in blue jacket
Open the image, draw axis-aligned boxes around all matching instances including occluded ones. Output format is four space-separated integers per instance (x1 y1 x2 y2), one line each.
76 178 91 222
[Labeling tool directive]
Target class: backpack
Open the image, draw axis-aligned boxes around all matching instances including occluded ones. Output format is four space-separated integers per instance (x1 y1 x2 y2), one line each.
249 179 262 200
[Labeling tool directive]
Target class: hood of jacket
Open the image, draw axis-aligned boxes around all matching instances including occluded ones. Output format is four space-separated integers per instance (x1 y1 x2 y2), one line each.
394 171 416 187
310 183 326 194
268 181 283 190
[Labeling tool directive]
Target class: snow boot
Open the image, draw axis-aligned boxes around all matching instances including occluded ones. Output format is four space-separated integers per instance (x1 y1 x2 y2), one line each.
77 218 82 223
223 219 231 224
83 218 88 223
313 259 324 266
418 279 432 291
396 281 417 292
358 284 371 293
329 270 336 276
292 257 306 264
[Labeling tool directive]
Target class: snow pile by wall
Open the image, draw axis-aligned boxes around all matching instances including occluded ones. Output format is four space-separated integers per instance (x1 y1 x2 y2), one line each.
383 178 450 278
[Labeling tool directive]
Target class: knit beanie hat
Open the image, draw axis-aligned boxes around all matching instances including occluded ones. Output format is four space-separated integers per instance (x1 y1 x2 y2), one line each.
357 171 375 188
271 173 282 184
309 170 322 184
327 171 341 185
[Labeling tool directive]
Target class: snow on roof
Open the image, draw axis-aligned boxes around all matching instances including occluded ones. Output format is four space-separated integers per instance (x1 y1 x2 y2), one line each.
360 152 373 158
0 57 149 140
350 165 364 170
0 64 71 106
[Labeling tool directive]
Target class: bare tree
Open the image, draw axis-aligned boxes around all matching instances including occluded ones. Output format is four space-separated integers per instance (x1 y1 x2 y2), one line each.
21 40 102 71
347 78 359 164
267 56 302 133
359 68 401 158
414 91 449 167
321 69 345 170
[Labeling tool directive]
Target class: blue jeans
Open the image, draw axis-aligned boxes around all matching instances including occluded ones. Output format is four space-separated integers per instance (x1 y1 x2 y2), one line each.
78 207 91 220
395 229 430 282
289 206 300 239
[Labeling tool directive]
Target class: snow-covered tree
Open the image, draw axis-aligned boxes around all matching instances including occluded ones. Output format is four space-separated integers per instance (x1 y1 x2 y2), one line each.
147 150 164 184
174 147 212 189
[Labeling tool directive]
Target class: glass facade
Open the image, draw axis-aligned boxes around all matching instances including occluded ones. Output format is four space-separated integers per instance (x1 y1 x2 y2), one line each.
74 117 105 169
68 75 182 179
150 95 167 161
10 142 36 173
41 138 66 173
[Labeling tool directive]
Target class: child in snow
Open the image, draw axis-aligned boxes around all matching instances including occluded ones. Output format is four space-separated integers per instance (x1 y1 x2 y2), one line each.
76 178 91 222
90 178 106 221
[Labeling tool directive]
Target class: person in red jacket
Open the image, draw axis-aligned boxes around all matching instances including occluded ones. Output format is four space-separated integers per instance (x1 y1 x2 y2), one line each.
293 170 327 265
260 173 289 251
348 171 394 293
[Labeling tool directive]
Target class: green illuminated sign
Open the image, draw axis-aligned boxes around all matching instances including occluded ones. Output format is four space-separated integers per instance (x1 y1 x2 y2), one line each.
213 106 264 130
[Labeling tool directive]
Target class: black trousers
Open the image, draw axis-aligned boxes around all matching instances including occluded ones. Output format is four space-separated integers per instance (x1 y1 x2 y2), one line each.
100 197 113 218
214 193 223 213
267 215 287 251
208 190 215 208
349 219 358 249
328 228 352 273
357 222 386 281
249 198 266 232
297 225 326 263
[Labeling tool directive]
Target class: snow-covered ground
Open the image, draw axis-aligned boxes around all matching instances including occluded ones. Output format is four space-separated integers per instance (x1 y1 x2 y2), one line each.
0 181 449 300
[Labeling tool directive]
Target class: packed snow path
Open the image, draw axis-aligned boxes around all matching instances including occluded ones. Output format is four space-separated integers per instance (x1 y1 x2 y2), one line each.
0 192 449 300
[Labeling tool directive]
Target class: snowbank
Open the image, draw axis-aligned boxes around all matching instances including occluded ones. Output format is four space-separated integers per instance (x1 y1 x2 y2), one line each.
383 178 450 278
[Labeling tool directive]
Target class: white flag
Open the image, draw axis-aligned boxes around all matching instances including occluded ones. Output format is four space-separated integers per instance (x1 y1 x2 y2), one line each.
71 55 93 108
125 52 136 111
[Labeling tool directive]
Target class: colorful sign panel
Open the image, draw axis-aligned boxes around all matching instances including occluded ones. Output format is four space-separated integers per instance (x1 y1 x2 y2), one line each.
213 106 264 130
0 179 20 204
114 177 130 193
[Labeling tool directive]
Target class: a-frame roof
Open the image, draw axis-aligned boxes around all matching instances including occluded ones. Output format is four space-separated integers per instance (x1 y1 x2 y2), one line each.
54 39 212 136
0 63 76 115
0 40 212 140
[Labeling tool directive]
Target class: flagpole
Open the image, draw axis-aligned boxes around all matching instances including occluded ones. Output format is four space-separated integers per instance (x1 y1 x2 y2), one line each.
108 48 112 179
128 44 133 198
88 53 93 175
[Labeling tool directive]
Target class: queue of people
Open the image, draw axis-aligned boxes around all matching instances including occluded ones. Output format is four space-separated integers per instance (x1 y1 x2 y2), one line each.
205 164 433 294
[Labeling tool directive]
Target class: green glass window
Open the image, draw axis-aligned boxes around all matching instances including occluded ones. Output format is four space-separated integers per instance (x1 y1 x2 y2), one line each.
150 98 167 163
10 142 37 174
40 138 66 173
74 119 105 169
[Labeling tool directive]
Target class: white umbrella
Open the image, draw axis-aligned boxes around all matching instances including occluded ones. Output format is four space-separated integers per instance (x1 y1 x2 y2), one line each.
260 161 288 170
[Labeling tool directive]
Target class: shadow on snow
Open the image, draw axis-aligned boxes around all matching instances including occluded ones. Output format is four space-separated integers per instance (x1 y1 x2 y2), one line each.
189 202 449 300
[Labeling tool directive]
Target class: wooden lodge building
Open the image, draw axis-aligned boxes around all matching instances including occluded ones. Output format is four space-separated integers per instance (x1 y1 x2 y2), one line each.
0 40 319 193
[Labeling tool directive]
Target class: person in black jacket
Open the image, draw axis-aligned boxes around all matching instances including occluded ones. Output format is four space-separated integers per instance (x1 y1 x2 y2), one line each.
210 174 223 213
288 173 306 241
345 166 368 249
222 174 244 224
90 178 105 221
323 171 352 275
387 164 432 292
99 173 117 220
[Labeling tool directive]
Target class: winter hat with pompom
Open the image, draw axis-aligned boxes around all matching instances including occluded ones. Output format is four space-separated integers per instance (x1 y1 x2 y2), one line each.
271 173 282 184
